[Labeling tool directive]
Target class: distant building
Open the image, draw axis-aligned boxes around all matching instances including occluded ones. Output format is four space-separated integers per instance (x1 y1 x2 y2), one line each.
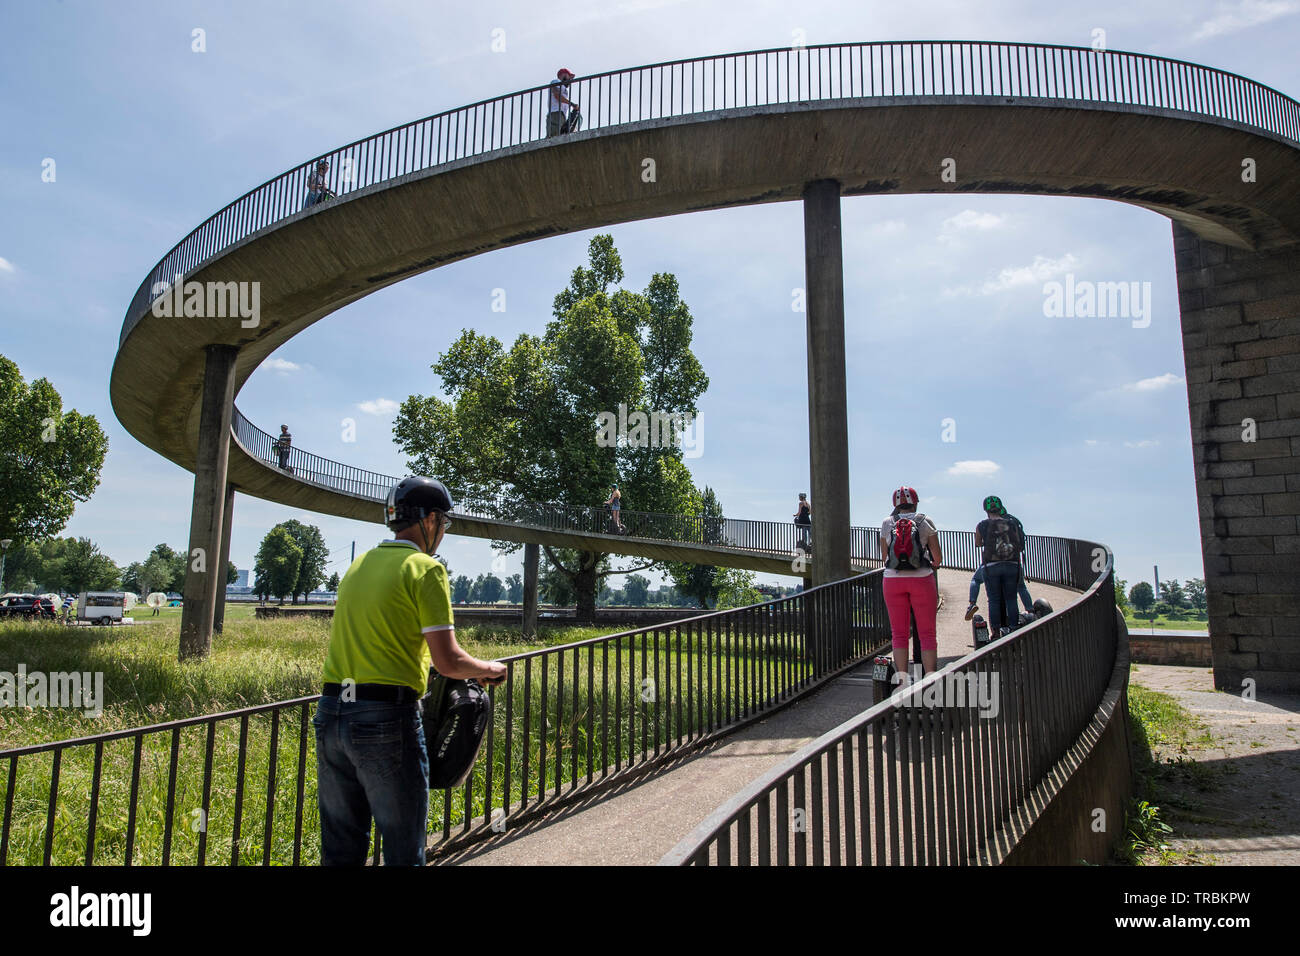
235 569 249 587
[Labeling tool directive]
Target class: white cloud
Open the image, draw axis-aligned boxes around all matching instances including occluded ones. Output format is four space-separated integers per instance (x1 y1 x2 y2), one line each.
1124 440 1160 448
358 398 400 416
264 358 301 373
1123 373 1184 392
947 460 1001 477
944 253 1079 297
1193 0 1299 40
1084 439 1103 446
942 210 1004 233
0 257 15 274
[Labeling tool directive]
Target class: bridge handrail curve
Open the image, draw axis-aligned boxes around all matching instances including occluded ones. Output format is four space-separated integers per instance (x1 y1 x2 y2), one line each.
121 40 1300 348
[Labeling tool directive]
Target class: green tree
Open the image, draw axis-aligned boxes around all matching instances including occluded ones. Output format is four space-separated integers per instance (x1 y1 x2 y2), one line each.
1129 582 1155 613
539 554 575 606
664 486 725 608
120 561 144 594
1162 579 1186 609
1114 576 1129 614
1 538 45 592
473 573 504 603
715 568 763 610
0 354 109 543
277 519 328 603
393 235 705 620
139 554 174 595
59 537 120 593
505 573 523 603
255 527 303 602
145 544 185 593
227 562 238 586
327 572 341 592
451 574 472 604
623 573 650 606
1185 577 1207 611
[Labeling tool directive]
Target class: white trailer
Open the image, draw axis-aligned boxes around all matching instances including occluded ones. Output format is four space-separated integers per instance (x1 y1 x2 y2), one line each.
78 591 126 625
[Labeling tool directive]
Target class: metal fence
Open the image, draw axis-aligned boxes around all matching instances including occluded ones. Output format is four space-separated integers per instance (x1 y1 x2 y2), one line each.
121 41 1300 346
232 406 1097 584
659 540 1117 866
0 571 886 865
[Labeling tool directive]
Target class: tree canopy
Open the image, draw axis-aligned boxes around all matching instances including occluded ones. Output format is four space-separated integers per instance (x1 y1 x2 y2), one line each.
0 354 108 543
393 234 709 619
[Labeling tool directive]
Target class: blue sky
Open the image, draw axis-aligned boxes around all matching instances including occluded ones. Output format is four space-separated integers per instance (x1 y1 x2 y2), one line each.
2 0 1297 593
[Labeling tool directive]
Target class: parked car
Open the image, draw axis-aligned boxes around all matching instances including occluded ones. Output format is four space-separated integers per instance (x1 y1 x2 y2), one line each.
0 595 58 621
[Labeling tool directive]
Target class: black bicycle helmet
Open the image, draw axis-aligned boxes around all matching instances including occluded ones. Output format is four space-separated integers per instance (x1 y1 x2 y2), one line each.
385 476 454 532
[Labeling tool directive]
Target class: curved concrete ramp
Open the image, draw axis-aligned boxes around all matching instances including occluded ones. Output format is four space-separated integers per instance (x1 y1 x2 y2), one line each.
437 570 1080 865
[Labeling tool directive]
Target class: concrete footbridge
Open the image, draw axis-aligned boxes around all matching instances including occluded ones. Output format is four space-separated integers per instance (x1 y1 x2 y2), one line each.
112 41 1300 698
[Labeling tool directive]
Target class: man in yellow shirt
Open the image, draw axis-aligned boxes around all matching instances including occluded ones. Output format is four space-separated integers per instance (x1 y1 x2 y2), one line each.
314 476 506 866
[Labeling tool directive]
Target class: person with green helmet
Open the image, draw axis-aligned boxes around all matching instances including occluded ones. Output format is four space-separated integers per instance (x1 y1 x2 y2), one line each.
313 476 506 866
973 494 1027 634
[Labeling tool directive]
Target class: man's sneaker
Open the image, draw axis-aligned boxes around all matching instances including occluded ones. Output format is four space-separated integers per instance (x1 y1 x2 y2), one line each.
964 603 978 621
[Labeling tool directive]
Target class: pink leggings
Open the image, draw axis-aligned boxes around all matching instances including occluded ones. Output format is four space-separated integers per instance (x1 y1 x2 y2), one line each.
883 574 939 651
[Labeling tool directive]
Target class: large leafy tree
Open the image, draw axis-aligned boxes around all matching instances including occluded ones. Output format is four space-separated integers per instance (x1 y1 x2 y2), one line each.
1128 582 1155 613
393 235 709 620
0 354 109 543
1185 578 1207 611
59 537 120 593
276 519 329 602
623 573 650 606
255 527 303 602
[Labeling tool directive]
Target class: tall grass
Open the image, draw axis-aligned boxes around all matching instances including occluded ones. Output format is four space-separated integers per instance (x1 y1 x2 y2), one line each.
0 613 837 865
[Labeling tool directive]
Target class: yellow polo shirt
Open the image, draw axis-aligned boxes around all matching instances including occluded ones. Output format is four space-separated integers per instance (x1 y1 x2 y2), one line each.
321 540 453 694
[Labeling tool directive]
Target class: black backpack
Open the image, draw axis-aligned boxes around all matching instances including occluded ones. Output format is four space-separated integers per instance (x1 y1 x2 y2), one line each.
982 515 1024 564
421 671 491 790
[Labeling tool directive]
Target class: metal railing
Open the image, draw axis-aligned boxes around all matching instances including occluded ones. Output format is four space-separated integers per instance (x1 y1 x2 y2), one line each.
0 525 1099 865
0 570 887 865
660 541 1118 866
232 406 1097 584
121 41 1300 346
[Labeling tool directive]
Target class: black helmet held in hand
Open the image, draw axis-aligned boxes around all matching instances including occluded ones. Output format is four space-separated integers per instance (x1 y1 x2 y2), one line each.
385 476 455 532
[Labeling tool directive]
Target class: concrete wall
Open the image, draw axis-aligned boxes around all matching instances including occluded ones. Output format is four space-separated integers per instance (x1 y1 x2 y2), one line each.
1174 223 1300 692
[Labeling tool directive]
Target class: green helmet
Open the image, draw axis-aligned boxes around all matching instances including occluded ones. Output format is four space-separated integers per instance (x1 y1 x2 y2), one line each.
982 495 1006 515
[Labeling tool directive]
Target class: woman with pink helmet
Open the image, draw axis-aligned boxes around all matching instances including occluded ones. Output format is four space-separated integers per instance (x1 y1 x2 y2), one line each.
879 485 943 681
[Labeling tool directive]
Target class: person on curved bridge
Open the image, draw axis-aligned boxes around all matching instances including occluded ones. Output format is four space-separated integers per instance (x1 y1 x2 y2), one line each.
314 476 506 866
604 484 624 533
880 486 942 681
547 68 577 137
793 492 811 551
305 159 336 207
973 494 1027 634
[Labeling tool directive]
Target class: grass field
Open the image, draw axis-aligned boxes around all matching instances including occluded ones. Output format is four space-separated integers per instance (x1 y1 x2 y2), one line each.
1123 614 1209 632
0 613 822 865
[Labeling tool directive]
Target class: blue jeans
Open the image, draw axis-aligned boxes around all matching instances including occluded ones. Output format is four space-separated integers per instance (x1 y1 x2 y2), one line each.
313 696 429 866
983 562 1022 633
970 565 1033 611
305 190 326 208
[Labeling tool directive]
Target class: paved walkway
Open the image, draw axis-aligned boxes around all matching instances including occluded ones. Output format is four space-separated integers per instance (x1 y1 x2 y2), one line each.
1129 664 1300 865
438 569 1081 866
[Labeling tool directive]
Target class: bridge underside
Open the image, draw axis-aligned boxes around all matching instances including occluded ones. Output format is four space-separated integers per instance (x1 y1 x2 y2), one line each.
112 97 1300 683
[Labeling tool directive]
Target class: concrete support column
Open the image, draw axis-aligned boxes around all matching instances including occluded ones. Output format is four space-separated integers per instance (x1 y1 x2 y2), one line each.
522 542 540 638
213 484 235 634
180 345 238 661
1174 223 1300 692
802 179 852 585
